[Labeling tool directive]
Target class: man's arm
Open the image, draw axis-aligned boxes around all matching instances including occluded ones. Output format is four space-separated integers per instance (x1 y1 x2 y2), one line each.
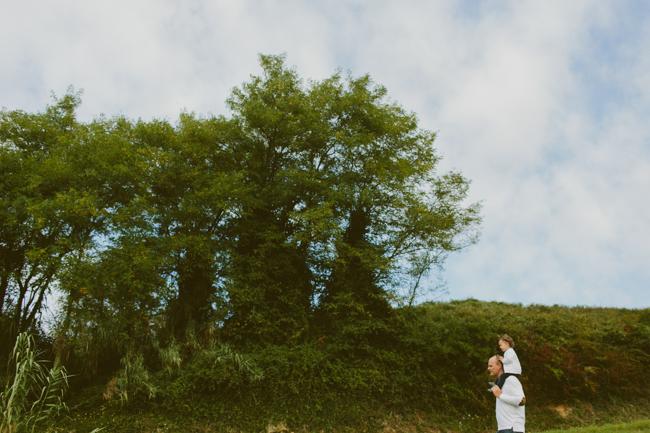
497 377 525 407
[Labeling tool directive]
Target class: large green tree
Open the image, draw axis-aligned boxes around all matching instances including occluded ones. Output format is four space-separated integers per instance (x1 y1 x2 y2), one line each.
130 115 242 337
59 113 242 355
222 56 480 342
0 93 140 355
222 56 335 344
1 56 480 357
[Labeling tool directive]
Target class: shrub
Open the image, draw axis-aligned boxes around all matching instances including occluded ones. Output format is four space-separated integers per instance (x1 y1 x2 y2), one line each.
103 352 156 405
170 343 262 398
158 339 182 374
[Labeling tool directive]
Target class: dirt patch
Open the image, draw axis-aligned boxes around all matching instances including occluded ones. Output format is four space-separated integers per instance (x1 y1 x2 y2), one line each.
551 404 573 418
266 421 292 433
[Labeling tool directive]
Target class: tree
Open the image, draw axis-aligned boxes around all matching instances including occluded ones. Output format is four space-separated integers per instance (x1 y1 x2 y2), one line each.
222 55 480 343
130 114 242 337
305 71 481 337
0 92 155 367
59 113 242 354
2 56 480 355
0 93 132 349
223 55 332 344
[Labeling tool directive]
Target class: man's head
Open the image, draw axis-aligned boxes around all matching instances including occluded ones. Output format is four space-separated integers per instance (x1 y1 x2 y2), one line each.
487 355 503 378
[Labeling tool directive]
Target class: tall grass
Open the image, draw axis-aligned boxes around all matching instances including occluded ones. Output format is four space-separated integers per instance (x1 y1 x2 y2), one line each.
158 339 182 374
0 333 69 433
108 352 157 405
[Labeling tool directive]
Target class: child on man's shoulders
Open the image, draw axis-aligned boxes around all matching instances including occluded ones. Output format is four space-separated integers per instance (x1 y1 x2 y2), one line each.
497 334 521 376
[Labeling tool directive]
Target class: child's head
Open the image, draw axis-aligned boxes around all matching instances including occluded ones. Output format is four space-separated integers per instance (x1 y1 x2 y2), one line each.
498 334 515 352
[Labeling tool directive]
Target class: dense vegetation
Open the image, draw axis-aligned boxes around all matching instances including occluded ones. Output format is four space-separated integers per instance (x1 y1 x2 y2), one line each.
2 56 648 432
1 54 478 358
49 301 650 432
1 55 479 430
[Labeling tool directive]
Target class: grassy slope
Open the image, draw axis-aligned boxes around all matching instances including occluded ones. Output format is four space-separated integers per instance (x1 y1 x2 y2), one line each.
45 300 650 433
542 419 650 433
46 411 650 433
45 387 650 433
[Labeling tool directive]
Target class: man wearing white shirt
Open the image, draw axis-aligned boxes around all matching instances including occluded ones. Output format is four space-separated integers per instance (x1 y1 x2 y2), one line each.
487 355 526 433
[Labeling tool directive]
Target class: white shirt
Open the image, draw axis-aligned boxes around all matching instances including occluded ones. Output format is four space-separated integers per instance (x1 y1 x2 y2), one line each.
496 375 526 432
502 347 522 374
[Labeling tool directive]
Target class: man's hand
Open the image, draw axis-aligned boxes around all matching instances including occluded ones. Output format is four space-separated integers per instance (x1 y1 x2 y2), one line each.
491 385 502 398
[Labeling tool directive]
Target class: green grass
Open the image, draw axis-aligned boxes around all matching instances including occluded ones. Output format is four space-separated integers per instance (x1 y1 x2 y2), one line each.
45 415 650 433
542 419 650 433
44 402 650 433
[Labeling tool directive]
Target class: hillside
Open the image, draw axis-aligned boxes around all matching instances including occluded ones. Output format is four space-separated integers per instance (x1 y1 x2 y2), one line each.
45 300 650 432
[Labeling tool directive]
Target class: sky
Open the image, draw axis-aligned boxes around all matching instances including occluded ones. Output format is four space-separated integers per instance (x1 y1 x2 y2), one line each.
1 0 649 308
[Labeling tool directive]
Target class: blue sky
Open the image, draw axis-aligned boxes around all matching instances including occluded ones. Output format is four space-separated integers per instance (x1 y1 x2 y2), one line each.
1 0 648 308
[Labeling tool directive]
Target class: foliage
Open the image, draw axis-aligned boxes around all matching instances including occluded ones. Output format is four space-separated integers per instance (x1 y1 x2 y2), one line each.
157 339 182 375
130 302 649 431
169 342 263 398
103 352 156 406
56 237 168 377
2 55 480 366
35 301 650 432
0 333 68 433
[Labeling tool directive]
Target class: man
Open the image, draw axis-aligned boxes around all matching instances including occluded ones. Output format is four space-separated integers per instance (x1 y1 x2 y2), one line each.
487 355 526 433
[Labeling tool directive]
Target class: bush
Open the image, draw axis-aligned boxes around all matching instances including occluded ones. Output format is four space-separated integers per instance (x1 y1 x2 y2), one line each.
103 352 156 405
157 339 182 374
169 343 262 398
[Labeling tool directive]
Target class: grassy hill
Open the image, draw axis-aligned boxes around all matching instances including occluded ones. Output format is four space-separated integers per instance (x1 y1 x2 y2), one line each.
542 419 650 433
45 300 650 432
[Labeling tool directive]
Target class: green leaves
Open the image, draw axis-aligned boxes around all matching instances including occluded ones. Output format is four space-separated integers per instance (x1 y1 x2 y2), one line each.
0 92 110 338
2 56 480 363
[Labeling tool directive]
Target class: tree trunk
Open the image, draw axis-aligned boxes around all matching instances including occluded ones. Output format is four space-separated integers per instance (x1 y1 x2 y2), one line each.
225 208 314 344
317 206 392 333
0 272 8 315
170 247 214 338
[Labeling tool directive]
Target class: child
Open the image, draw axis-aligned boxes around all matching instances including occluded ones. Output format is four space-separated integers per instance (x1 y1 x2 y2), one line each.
498 334 522 376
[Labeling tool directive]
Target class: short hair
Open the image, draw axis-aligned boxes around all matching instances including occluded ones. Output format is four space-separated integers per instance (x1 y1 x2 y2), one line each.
489 355 503 370
499 334 515 348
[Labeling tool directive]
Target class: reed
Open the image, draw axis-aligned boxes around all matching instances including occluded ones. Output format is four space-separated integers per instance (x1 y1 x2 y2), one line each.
0 333 68 433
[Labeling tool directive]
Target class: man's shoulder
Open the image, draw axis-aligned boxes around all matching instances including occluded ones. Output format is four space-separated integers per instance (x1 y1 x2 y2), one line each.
503 374 523 387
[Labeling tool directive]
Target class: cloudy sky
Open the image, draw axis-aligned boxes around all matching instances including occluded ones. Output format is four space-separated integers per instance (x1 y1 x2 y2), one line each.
2 0 649 308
